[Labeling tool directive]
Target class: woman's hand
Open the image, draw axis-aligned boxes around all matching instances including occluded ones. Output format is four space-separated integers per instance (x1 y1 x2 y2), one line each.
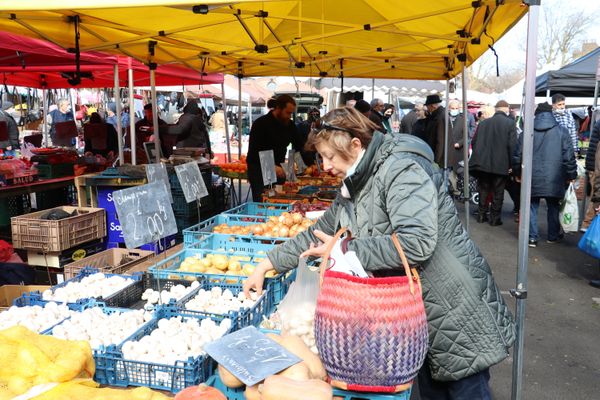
300 230 334 259
243 258 275 298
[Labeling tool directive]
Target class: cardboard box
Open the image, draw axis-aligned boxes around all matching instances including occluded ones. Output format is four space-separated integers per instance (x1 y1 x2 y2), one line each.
0 284 50 308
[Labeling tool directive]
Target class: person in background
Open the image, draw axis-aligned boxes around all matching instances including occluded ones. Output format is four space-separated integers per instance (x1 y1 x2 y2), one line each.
295 107 320 166
551 93 578 155
354 99 371 118
581 119 600 232
246 94 300 202
590 139 600 288
134 103 166 150
164 100 212 159
382 103 395 134
105 102 119 132
83 112 118 157
208 103 226 133
469 100 517 226
411 103 428 142
423 94 446 166
401 103 423 134
47 98 74 145
513 102 577 247
0 102 19 156
244 106 515 400
447 99 466 196
369 98 386 132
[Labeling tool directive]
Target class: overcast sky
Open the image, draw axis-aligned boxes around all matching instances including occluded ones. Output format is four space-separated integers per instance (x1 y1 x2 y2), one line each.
482 0 600 69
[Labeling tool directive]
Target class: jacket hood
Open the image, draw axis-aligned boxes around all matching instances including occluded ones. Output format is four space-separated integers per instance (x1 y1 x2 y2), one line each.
343 132 434 198
534 112 558 132
183 100 200 115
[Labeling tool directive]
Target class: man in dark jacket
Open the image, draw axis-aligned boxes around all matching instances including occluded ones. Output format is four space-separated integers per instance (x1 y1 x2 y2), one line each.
400 103 422 134
246 94 299 201
469 100 517 226
0 101 19 156
369 98 386 133
581 119 600 230
165 100 212 158
423 94 447 167
513 103 578 247
447 99 466 195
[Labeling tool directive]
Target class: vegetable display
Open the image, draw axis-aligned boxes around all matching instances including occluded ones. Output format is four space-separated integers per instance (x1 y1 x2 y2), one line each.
213 212 315 238
41 273 135 303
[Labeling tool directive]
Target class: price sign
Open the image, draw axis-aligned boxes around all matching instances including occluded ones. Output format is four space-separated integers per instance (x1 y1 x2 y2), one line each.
112 182 178 249
259 150 277 186
145 163 173 203
204 326 301 387
175 161 208 203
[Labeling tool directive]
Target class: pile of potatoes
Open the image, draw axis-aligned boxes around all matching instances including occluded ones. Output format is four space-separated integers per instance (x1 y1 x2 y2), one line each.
176 253 276 278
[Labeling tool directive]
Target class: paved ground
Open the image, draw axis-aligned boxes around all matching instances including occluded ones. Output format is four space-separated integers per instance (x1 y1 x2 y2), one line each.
412 196 600 399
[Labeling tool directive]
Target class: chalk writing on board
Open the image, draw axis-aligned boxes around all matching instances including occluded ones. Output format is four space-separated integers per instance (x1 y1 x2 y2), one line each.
112 182 178 249
146 163 173 203
204 326 300 387
175 161 209 203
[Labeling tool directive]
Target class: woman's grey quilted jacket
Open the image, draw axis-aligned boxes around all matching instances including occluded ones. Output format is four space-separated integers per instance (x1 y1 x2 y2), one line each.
268 131 516 381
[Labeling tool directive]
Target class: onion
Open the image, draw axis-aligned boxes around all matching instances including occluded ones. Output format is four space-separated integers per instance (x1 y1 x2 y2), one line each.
279 227 289 237
292 213 303 224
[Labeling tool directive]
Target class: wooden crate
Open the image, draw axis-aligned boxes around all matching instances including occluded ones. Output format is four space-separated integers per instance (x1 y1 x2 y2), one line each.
63 248 154 280
11 206 106 252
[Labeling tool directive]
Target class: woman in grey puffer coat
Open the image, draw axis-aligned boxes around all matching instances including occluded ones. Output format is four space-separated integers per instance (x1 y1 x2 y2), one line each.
244 107 515 399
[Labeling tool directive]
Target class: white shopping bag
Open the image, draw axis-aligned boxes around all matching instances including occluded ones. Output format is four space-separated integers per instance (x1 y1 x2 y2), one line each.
560 183 579 232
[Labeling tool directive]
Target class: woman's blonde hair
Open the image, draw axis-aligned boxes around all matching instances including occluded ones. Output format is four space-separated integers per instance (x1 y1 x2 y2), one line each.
305 107 377 161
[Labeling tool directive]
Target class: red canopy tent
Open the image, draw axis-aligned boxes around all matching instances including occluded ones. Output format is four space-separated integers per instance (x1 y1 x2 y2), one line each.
0 31 223 88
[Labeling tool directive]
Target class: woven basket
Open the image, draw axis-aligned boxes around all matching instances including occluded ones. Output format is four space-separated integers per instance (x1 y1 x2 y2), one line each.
314 229 428 393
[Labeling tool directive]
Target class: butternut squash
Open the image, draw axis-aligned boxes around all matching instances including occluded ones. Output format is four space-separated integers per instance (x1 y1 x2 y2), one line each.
277 362 311 381
243 384 261 400
260 375 333 400
218 364 244 388
279 335 326 380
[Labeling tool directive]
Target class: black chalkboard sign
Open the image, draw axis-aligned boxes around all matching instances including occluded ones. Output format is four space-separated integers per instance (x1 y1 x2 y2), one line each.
175 161 209 203
204 326 301 386
112 182 178 249
145 163 173 203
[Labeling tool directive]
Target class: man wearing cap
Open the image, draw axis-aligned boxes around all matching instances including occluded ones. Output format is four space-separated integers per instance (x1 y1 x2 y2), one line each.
469 100 517 226
423 94 447 165
0 102 19 156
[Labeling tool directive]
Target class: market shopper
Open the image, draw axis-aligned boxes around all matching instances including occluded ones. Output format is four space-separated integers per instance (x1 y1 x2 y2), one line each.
134 103 166 150
513 102 577 247
83 112 119 157
551 93 578 155
246 94 300 202
0 101 20 156
369 98 386 132
47 98 74 145
401 103 423 134
423 94 446 166
244 106 515 399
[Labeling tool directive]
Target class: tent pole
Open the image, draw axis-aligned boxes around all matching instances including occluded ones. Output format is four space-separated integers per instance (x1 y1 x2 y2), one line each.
592 80 599 125
222 83 232 163
546 89 550 102
128 66 136 165
444 80 450 191
461 67 469 233
512 3 540 400
150 67 161 164
238 75 243 204
42 88 48 146
114 64 124 166
371 78 375 100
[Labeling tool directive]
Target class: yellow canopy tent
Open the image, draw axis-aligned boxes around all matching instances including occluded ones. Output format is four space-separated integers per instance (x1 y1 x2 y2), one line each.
0 1 527 80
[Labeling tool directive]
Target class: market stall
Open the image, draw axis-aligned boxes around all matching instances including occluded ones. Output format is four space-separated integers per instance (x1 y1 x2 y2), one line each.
0 1 541 400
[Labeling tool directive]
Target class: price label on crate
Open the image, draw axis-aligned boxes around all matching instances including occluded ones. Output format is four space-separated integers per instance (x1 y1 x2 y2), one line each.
175 161 209 203
145 162 173 203
204 326 301 386
112 182 178 249
259 150 277 186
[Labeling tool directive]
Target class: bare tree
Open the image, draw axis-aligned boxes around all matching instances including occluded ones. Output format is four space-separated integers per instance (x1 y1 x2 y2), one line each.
536 3 593 68
468 56 523 94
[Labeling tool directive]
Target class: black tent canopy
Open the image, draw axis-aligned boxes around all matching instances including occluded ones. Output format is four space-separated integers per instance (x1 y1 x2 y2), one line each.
535 47 600 97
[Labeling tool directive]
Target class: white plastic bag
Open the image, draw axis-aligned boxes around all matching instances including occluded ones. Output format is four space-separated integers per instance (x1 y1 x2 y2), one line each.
560 183 579 232
277 258 320 354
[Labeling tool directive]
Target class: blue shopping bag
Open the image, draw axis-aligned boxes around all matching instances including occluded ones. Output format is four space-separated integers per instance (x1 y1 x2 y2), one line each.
578 216 600 259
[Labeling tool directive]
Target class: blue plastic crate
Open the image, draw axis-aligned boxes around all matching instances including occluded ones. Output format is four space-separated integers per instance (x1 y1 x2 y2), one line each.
223 202 292 217
183 214 290 246
13 267 143 310
94 308 232 393
332 387 412 400
206 374 245 399
178 275 273 329
206 374 411 400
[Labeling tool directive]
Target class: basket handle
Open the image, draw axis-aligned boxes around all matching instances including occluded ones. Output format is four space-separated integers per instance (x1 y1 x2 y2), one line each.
318 228 416 295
